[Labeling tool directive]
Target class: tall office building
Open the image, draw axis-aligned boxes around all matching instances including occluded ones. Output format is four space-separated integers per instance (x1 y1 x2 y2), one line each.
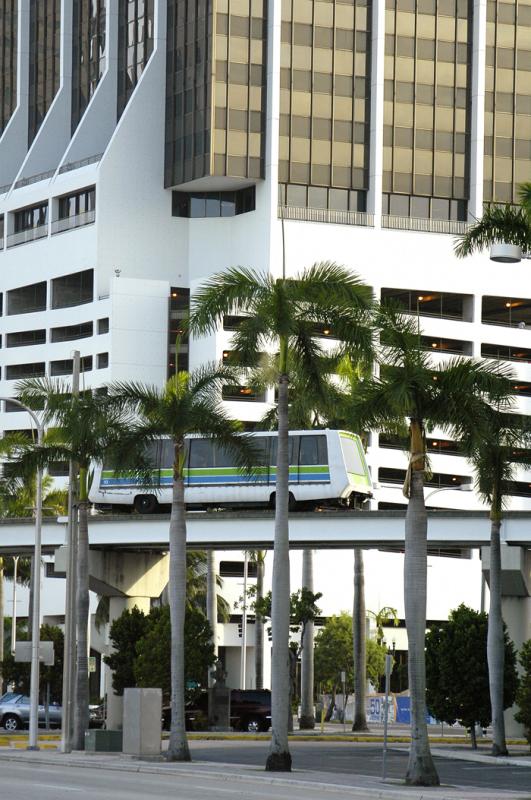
0 0 530 514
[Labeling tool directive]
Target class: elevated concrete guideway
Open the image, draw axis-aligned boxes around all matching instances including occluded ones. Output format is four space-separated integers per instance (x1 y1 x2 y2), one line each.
1 510 531 553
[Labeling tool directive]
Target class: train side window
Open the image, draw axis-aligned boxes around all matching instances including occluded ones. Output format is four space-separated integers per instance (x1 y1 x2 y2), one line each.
212 444 234 468
190 439 213 467
160 439 174 469
268 436 299 465
299 435 327 465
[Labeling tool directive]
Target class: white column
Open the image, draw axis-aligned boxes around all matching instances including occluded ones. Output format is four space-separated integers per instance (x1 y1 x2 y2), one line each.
367 0 385 226
105 596 151 731
469 0 488 220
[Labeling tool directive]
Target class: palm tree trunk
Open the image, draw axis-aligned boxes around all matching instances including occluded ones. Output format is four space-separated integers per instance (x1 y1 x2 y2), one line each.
73 496 89 749
404 469 439 786
255 553 265 690
206 550 217 688
266 371 292 771
299 549 315 729
167 449 191 761
352 548 369 731
488 515 508 756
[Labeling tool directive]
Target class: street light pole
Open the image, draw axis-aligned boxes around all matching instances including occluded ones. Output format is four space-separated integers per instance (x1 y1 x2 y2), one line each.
424 484 473 504
11 555 19 655
0 397 43 750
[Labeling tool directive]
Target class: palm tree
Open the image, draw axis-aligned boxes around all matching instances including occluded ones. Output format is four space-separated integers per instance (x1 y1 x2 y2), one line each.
457 403 531 756
352 548 368 731
189 262 373 771
5 380 144 750
110 365 255 762
454 182 531 258
349 306 512 786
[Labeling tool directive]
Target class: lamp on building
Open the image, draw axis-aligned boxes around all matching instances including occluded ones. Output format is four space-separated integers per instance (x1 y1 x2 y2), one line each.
0 397 43 751
424 483 473 503
490 244 522 263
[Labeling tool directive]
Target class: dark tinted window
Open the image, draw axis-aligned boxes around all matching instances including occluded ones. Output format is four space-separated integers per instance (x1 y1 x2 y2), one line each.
299 435 327 465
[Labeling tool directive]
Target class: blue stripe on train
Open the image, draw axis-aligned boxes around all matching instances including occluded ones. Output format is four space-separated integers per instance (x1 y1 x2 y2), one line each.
101 472 331 487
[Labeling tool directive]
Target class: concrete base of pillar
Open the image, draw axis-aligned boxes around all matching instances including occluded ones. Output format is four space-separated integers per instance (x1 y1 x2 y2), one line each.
502 595 531 739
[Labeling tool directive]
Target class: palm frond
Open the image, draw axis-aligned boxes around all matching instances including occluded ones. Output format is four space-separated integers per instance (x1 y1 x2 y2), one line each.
517 182 531 217
189 267 272 335
454 204 531 258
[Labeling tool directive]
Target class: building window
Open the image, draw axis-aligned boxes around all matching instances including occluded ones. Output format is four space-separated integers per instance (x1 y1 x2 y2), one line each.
0 215 4 246
482 296 531 328
10 203 49 246
172 187 256 218
48 461 70 476
381 288 472 322
117 0 154 118
71 0 106 132
482 343 531 363
382 194 467 222
6 362 46 380
7 282 47 315
0 0 17 137
53 187 96 233
97 317 109 334
420 336 472 356
51 322 93 343
28 0 61 144
222 385 265 402
97 352 109 369
168 287 189 379
280 184 367 213
50 356 92 376
51 269 94 309
6 329 46 348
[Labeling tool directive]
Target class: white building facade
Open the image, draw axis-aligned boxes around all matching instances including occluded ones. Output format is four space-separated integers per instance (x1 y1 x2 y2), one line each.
0 0 530 705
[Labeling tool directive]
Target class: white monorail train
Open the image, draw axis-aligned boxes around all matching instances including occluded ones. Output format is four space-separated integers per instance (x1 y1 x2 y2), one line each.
89 429 373 513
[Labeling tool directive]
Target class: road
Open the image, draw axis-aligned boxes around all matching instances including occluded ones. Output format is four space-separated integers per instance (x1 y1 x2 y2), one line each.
186 740 531 795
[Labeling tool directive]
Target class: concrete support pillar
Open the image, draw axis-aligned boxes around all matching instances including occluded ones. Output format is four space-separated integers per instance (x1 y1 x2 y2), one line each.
206 550 218 688
482 545 531 738
105 595 151 731
502 595 531 738
299 549 315 729
88 549 170 731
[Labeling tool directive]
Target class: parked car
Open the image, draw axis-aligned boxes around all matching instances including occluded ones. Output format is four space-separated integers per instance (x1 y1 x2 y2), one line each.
0 693 62 731
0 693 105 731
162 689 271 733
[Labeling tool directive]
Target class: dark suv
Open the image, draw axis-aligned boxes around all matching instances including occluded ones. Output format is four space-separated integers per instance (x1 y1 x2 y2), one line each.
163 689 271 733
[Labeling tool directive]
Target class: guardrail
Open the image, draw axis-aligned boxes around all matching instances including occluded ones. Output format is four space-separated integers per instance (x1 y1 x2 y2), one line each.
51 209 96 234
382 215 470 235
278 205 375 227
7 224 49 248
58 153 103 175
14 169 56 190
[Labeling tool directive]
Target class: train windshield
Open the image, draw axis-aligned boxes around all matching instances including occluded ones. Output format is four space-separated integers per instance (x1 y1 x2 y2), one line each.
340 435 366 477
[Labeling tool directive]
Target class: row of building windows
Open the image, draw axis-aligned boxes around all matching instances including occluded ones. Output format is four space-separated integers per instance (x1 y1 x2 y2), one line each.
71 0 107 133
1 353 109 381
0 319 108 349
0 188 96 248
0 0 17 137
0 270 94 316
171 186 256 218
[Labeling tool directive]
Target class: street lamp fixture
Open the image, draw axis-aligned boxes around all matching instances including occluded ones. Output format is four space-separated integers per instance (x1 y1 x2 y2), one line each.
424 484 473 503
0 397 43 750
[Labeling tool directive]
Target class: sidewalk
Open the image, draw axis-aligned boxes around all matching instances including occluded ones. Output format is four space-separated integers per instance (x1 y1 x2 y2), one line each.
0 747 526 800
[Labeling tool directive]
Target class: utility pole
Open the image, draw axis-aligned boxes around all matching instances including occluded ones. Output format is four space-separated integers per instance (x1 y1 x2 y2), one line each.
60 350 80 753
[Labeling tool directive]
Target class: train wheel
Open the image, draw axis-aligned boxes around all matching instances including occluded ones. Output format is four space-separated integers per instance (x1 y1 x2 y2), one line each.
133 494 159 514
269 492 297 511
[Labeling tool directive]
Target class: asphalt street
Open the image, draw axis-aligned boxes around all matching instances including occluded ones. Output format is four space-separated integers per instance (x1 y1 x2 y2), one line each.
186 740 531 795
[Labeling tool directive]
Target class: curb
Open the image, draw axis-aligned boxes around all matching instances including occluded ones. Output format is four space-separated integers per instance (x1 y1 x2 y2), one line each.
428 748 531 769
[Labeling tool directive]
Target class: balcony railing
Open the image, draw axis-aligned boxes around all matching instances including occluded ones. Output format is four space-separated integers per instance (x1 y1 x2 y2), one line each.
382 215 470 235
14 169 56 190
7 224 49 248
278 205 374 227
58 153 103 175
51 209 96 235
